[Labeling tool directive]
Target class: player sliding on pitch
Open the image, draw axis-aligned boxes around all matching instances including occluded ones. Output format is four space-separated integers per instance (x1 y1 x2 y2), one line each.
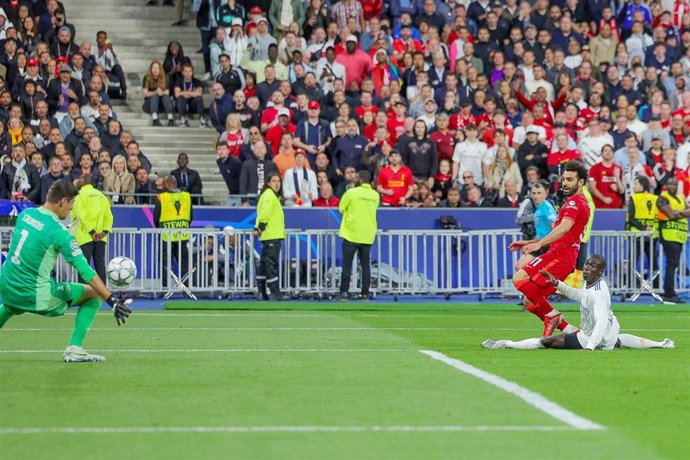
509 160 590 337
0 180 132 362
482 255 674 350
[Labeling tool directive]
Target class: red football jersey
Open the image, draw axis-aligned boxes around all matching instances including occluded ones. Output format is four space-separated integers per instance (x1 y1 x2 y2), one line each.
547 193 591 267
588 162 623 209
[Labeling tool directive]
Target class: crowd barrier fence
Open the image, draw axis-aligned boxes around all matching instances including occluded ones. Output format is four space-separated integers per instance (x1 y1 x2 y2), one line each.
0 227 678 301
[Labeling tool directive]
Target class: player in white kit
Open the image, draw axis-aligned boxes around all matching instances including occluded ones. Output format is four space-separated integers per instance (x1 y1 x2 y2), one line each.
482 255 675 351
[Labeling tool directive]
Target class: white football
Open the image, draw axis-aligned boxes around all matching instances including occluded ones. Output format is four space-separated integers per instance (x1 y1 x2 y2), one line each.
107 256 137 287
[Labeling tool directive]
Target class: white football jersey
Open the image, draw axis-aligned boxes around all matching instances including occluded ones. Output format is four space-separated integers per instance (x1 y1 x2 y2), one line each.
557 279 620 350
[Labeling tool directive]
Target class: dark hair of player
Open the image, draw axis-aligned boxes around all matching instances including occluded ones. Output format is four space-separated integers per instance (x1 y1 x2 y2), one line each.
563 160 588 183
46 180 79 203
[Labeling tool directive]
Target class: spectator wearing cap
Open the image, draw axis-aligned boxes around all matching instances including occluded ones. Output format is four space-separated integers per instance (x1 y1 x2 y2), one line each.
268 0 304 41
642 115 671 152
247 17 277 61
417 98 438 131
48 25 76 62
217 0 246 30
283 150 318 207
371 49 400 98
294 100 332 167
516 125 549 182
265 107 296 156
12 57 46 100
173 63 207 128
225 18 248 66
46 64 84 118
335 35 372 88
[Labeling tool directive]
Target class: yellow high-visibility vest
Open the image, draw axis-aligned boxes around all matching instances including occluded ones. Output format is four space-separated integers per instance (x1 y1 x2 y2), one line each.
158 191 191 241
658 191 687 244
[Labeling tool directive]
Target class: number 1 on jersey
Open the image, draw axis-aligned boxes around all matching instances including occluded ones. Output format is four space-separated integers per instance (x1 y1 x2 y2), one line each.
10 229 29 265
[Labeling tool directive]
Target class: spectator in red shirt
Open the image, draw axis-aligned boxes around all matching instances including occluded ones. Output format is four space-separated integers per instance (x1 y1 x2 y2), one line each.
588 144 624 209
547 133 582 176
429 112 455 163
335 35 372 87
354 91 379 120
312 181 340 207
265 108 296 155
376 149 414 206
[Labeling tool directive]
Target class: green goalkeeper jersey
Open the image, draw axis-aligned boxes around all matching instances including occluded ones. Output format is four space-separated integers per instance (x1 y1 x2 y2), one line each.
0 207 97 310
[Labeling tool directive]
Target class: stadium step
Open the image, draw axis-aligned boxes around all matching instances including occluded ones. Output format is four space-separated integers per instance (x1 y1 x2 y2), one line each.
69 0 226 204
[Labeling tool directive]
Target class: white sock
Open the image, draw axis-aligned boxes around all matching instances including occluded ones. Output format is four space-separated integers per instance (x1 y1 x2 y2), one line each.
505 338 545 349
151 112 158 120
618 334 665 349
562 324 578 334
545 309 561 317
167 113 174 120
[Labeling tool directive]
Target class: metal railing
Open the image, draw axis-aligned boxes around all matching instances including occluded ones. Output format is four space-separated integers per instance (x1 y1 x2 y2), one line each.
0 227 678 300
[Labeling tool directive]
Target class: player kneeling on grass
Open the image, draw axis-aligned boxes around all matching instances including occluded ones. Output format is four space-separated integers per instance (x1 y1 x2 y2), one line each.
0 180 132 363
482 255 674 351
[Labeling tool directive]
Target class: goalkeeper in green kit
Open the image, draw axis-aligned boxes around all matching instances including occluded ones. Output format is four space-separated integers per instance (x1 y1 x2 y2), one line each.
0 180 132 362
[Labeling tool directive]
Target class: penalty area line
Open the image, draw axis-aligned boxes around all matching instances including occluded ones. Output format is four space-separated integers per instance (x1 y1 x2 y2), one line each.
0 425 578 435
419 350 604 431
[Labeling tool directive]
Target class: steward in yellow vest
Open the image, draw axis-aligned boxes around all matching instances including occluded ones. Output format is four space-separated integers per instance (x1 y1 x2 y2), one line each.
253 172 288 301
154 176 192 288
626 176 658 235
337 170 380 301
655 178 690 303
71 174 113 282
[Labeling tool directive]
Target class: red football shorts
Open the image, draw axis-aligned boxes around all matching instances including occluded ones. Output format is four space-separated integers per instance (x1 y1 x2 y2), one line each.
521 251 574 296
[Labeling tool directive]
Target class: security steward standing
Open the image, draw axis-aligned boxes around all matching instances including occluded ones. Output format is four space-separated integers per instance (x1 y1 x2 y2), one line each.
337 170 380 301
154 176 192 288
253 172 289 301
626 176 659 287
656 177 690 304
71 174 113 283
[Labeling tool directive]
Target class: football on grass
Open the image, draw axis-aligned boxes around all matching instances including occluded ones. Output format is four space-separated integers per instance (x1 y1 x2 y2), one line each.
107 257 137 287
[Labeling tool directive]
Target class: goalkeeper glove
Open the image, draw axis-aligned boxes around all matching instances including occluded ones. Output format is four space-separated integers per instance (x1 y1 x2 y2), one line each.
106 294 132 326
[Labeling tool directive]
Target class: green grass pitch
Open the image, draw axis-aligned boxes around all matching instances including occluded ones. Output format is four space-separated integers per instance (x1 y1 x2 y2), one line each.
1 302 688 459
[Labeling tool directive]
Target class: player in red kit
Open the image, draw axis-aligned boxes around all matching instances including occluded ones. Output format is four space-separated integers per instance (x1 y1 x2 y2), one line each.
509 160 591 336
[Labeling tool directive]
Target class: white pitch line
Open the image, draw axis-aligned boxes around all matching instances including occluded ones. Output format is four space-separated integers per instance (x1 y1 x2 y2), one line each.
0 425 577 435
0 348 413 354
419 350 604 431
4 327 685 332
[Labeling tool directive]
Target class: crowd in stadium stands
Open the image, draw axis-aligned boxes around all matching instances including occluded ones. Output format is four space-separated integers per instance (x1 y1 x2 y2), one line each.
0 0 186 206
80 0 690 209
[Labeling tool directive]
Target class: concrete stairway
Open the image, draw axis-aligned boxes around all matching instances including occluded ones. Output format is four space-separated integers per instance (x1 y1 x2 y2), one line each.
66 0 226 203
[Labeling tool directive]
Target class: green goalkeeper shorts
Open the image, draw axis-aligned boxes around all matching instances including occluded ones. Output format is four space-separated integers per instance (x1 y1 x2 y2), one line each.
4 282 86 318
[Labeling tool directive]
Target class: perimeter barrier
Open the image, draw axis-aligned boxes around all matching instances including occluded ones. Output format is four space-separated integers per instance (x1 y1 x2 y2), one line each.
0 228 678 300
